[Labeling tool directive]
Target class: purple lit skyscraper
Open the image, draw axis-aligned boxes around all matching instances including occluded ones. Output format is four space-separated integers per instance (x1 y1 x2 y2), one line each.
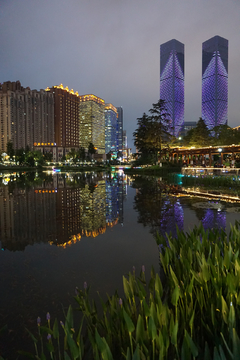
202 35 228 129
160 39 184 137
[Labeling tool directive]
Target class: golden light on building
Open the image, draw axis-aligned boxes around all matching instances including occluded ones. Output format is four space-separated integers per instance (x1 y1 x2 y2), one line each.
79 94 105 105
105 103 117 113
46 84 80 96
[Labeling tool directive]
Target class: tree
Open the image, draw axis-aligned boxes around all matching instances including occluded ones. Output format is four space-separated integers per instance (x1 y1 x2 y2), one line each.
88 143 96 159
44 152 53 163
15 148 25 165
148 99 172 161
212 124 237 145
76 146 86 161
133 100 172 163
183 118 211 147
133 113 152 155
25 154 35 167
25 145 30 154
66 148 77 162
6 141 15 160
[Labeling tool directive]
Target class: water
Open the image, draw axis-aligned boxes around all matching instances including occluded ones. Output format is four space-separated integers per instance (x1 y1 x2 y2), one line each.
0 171 240 358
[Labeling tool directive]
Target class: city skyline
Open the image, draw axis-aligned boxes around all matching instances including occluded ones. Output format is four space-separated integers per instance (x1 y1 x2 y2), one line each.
1 0 240 150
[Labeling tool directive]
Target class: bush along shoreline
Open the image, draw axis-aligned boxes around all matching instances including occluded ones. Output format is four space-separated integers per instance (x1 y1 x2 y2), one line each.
124 163 182 175
23 221 240 359
169 173 240 190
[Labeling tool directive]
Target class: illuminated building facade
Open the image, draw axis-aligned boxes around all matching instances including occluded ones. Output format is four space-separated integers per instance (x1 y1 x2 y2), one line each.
160 39 184 137
0 81 54 152
46 84 80 153
202 35 228 129
79 95 105 154
105 103 118 154
116 107 123 151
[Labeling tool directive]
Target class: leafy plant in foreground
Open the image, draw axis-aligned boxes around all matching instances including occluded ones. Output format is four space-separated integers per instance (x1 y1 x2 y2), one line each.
26 221 240 359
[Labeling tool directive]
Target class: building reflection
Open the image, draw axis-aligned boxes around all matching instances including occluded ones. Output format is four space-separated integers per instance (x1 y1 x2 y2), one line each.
106 173 124 226
158 199 184 238
201 208 226 231
133 176 226 239
0 172 125 251
0 185 57 251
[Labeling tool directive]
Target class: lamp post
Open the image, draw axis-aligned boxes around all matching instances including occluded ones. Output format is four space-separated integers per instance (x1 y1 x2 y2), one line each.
218 148 223 167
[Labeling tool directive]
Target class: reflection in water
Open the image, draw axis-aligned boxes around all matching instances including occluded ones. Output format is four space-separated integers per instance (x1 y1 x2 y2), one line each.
0 172 127 251
202 208 226 230
132 176 227 237
158 199 184 238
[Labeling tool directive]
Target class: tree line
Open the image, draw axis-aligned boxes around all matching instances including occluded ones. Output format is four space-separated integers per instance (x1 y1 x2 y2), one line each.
0 142 97 166
133 99 240 164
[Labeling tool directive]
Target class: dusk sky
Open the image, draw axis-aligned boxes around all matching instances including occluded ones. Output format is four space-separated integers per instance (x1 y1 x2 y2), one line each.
1 0 240 150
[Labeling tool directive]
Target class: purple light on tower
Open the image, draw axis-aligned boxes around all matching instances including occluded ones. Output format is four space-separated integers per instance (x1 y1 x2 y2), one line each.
202 36 228 129
160 39 184 137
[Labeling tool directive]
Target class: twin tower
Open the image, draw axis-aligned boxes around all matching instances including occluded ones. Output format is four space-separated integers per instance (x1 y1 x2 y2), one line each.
160 35 228 137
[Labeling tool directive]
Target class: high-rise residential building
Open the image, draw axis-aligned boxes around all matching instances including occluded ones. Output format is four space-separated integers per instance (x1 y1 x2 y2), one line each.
160 39 184 137
123 130 127 150
105 103 118 154
79 95 105 154
45 84 80 156
202 35 228 129
116 107 123 151
0 81 54 152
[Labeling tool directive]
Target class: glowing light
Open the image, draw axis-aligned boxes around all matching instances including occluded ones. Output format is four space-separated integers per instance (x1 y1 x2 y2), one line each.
105 103 118 113
160 41 184 137
202 47 228 129
79 94 105 105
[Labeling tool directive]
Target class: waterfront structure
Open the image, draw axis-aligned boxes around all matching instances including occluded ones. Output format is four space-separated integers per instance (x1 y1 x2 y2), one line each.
0 81 54 152
105 103 118 154
116 107 123 151
202 35 228 129
79 95 105 154
160 39 184 137
45 84 80 159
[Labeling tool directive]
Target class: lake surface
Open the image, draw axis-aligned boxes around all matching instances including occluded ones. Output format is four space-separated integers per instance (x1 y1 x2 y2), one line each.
0 170 240 358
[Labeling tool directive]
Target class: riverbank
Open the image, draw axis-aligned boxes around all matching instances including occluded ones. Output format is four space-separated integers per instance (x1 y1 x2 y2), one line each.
124 164 182 175
0 164 112 172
